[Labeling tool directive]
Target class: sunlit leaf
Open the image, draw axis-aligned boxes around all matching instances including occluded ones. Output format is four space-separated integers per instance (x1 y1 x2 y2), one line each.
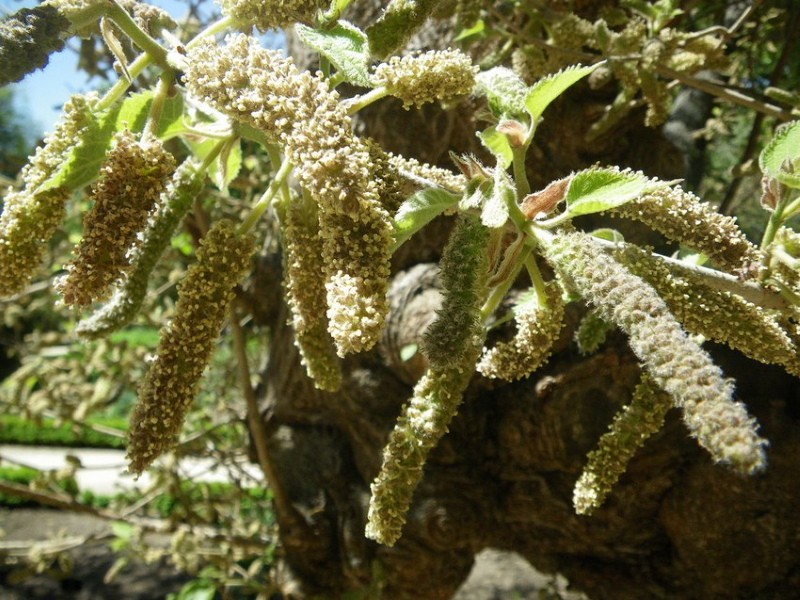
759 120 800 189
525 63 599 124
393 187 460 250
565 167 664 217
296 21 371 87
478 126 513 168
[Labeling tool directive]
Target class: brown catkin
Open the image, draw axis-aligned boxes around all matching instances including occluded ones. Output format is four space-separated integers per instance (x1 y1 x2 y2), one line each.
57 132 175 307
126 220 255 475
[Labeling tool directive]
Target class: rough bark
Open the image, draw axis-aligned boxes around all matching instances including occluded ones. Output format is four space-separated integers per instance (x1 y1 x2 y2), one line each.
251 6 800 599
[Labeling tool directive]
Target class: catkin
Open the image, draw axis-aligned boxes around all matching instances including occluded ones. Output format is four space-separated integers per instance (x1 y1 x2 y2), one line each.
0 5 70 86
540 229 767 476
366 214 489 546
127 220 255 475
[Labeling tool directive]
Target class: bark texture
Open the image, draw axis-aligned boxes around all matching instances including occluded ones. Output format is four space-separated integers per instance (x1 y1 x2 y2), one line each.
251 6 800 599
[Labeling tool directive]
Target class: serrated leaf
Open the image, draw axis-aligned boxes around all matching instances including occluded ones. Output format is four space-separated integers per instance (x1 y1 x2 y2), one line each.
475 67 528 118
478 126 513 168
565 168 660 217
759 120 800 189
525 63 599 123
114 90 154 131
392 188 460 250
296 21 371 87
212 138 242 192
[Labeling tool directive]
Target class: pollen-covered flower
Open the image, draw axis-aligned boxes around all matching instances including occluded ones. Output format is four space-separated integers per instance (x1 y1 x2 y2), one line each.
218 0 319 31
127 220 255 475
573 373 672 515
0 4 70 86
366 215 489 546
57 131 175 307
373 49 477 109
477 283 565 380
76 159 204 337
0 94 95 298
541 229 767 476
613 186 760 274
279 198 342 391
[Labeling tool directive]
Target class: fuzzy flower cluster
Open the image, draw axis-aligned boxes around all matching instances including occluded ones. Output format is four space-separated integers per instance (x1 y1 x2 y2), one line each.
373 49 477 109
387 152 466 194
541 229 768 476
367 215 489 546
615 244 800 378
76 159 204 338
0 4 70 86
280 199 342 391
185 34 393 355
613 186 760 274
573 373 672 515
574 308 614 355
478 283 565 380
365 0 441 59
57 131 176 307
0 94 95 298
127 220 255 475
218 0 318 31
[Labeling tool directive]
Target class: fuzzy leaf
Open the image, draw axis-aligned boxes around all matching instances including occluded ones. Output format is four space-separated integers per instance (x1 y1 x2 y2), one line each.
525 63 599 123
759 120 800 189
481 171 513 228
296 21 371 87
565 168 660 217
475 67 528 118
478 126 513 168
392 187 460 250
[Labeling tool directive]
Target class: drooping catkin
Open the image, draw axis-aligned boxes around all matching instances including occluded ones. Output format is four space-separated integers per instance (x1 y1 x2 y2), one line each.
279 197 342 391
614 244 800 377
57 131 175 307
613 186 760 274
365 0 445 59
366 214 489 546
185 35 393 355
127 220 255 475
372 49 477 109
76 159 204 337
540 229 768 475
0 5 70 86
0 94 95 298
477 283 565 380
573 373 672 515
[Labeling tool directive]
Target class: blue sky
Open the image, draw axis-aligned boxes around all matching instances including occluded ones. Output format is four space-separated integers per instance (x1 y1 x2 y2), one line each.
2 0 282 136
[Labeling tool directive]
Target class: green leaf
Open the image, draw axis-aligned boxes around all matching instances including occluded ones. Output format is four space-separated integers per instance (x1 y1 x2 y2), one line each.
392 187 460 251
295 21 371 87
565 167 661 217
155 93 187 140
114 90 153 131
481 170 513 228
454 18 485 42
400 343 418 361
524 63 599 123
211 138 242 192
759 120 800 189
478 126 513 169
590 228 626 243
475 67 528 118
111 520 133 541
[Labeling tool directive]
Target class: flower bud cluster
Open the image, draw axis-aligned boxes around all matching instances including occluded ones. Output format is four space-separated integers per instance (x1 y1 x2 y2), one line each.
219 0 318 31
185 35 393 355
575 308 614 355
387 152 466 194
0 94 95 297
477 283 565 380
57 131 176 307
613 186 760 274
615 244 800 378
127 220 255 475
373 49 477 109
573 373 672 515
541 229 768 476
0 5 70 86
367 215 489 546
76 159 204 337
279 198 342 391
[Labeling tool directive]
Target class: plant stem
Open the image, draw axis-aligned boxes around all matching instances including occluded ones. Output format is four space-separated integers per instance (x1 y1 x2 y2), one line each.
344 87 389 115
142 72 174 139
525 253 549 307
106 0 170 71
238 157 294 234
96 53 152 111
186 15 236 49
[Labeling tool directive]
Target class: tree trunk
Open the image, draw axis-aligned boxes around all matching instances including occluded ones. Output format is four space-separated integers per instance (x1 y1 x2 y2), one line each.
251 8 800 599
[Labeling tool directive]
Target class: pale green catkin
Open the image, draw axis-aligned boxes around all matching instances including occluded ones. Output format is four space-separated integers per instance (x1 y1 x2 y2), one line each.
366 214 489 546
185 35 393 356
540 229 767 476
0 94 94 298
279 198 342 391
57 132 176 307
614 244 800 378
366 0 445 59
76 159 204 337
127 220 255 475
477 283 565 380
0 5 70 86
573 373 672 515
612 186 760 274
